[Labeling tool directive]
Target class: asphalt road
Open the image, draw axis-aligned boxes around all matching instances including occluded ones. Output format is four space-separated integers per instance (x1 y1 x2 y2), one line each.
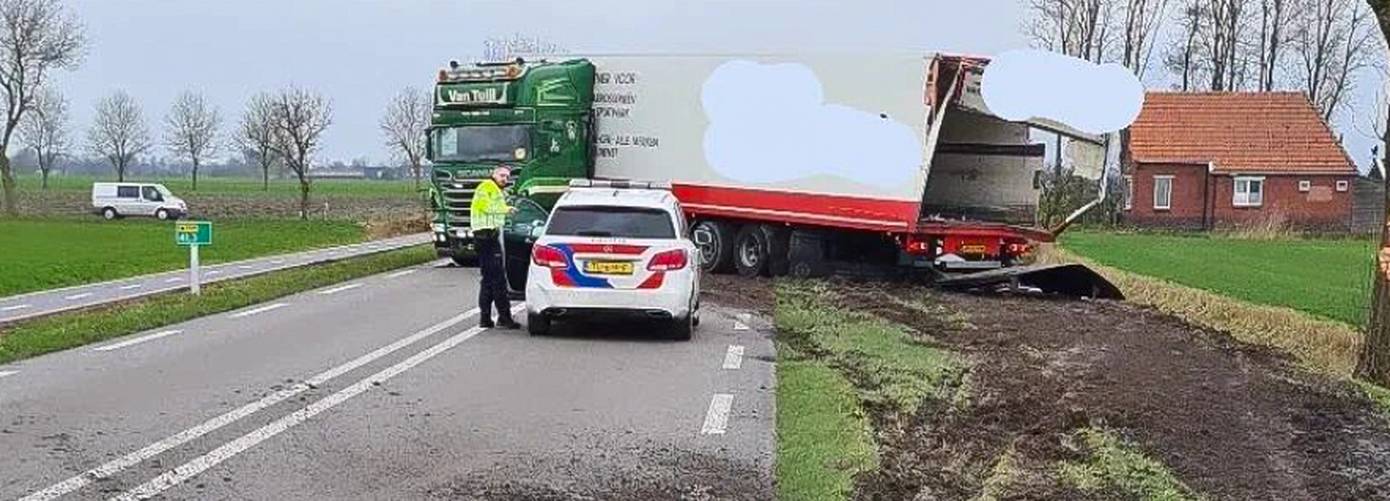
0 262 775 500
0 233 432 326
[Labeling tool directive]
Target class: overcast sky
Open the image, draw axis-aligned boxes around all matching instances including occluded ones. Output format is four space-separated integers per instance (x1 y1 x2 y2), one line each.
61 0 1385 169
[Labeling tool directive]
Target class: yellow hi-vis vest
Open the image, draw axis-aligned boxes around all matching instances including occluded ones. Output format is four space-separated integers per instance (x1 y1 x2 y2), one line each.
469 179 511 233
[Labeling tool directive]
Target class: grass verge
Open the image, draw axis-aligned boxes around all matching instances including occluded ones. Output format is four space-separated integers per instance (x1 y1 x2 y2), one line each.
0 245 434 365
1040 244 1362 378
776 360 878 501
774 280 964 500
1060 230 1372 326
0 217 367 297
1057 427 1202 501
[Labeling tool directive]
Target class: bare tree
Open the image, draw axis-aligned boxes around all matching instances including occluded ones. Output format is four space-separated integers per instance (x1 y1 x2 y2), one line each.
1293 0 1377 120
163 90 220 191
17 86 66 189
1254 0 1296 90
1205 0 1254 91
233 92 279 191
0 0 83 215
1119 0 1171 79
379 86 430 188
1027 0 1120 63
482 33 566 61
266 87 331 219
87 91 151 182
1165 0 1208 90
1357 0 1390 386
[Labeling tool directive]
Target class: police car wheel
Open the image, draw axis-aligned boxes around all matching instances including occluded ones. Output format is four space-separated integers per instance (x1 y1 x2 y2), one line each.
527 312 551 336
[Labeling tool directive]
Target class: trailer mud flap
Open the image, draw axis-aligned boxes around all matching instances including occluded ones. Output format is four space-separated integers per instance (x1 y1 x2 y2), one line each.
934 264 1124 300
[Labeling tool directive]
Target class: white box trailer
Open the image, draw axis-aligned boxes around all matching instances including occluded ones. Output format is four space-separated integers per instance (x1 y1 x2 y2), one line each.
578 53 1109 288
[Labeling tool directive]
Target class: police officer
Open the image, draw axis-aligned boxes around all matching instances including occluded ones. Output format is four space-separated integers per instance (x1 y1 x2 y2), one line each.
469 167 520 329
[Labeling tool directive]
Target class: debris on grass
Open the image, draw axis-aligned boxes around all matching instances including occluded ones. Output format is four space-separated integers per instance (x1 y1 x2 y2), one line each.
1058 427 1202 501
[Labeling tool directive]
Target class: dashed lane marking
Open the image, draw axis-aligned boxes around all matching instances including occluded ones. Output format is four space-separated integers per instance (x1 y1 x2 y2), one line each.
93 330 183 352
317 283 363 295
701 394 734 435
227 303 288 319
64 292 93 301
0 370 17 378
1 304 31 312
722 345 745 370
386 269 417 279
118 283 143 290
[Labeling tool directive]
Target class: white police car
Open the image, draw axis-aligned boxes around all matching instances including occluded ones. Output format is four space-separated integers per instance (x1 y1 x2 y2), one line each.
523 180 700 340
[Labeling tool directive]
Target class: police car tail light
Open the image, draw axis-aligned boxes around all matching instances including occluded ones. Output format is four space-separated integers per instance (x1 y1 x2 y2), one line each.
647 249 688 271
532 245 568 269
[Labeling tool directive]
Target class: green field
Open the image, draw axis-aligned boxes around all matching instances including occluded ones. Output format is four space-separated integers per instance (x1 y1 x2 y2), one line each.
14 173 420 198
1061 230 1375 327
0 218 365 297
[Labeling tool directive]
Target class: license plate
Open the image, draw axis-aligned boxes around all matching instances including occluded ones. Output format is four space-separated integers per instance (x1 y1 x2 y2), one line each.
584 260 634 275
960 244 987 254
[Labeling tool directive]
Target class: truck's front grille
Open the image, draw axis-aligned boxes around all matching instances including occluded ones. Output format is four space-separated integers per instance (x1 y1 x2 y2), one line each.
435 170 483 232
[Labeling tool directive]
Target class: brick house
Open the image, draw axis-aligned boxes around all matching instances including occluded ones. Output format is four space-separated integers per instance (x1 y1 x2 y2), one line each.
1123 92 1357 230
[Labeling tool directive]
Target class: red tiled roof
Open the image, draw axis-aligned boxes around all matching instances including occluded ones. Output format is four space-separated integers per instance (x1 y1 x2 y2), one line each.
1129 92 1356 174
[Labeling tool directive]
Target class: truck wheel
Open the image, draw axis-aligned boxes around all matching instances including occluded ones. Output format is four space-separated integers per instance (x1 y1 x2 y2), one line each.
692 220 735 273
102 207 118 220
734 225 770 278
527 312 551 336
765 226 791 276
788 231 829 278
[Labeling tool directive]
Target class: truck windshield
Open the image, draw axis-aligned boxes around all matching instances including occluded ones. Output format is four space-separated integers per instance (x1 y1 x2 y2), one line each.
545 206 676 239
432 125 531 162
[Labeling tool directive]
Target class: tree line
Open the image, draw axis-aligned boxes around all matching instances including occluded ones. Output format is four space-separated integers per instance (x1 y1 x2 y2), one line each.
1027 0 1379 123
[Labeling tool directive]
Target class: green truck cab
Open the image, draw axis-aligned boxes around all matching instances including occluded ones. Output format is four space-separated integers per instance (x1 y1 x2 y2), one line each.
426 58 595 264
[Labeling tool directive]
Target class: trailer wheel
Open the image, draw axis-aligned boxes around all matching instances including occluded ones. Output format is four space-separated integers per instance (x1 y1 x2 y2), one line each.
692 220 735 273
788 231 829 278
734 225 770 278
765 226 791 277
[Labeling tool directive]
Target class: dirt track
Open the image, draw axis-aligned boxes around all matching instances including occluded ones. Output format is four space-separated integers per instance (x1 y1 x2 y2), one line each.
727 274 1390 500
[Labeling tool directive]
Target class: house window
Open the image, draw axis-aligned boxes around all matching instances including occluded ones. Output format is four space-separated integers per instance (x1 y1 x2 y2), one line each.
1123 175 1133 210
1153 175 1173 210
1234 176 1264 207
1298 180 1311 192
1337 180 1349 192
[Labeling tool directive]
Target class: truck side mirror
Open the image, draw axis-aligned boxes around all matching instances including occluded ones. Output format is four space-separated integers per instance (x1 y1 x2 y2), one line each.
424 131 434 162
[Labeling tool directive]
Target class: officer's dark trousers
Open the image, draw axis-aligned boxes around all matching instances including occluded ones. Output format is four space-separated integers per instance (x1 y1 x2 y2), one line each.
474 229 512 323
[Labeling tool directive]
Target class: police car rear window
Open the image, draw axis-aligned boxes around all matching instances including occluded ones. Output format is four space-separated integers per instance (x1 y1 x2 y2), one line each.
546 206 676 239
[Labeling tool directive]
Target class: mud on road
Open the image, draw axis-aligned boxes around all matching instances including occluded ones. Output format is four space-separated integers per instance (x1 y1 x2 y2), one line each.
739 274 1390 500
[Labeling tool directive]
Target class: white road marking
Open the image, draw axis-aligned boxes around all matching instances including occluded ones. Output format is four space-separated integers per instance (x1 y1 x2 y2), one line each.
227 303 288 319
92 330 184 352
270 260 285 265
63 292 93 301
317 283 363 295
733 313 751 331
109 305 523 501
386 269 417 279
1 304 31 312
0 370 17 378
237 265 254 270
701 394 734 435
118 283 143 290
19 308 490 501
722 345 745 370
165 277 182 283
205 270 221 276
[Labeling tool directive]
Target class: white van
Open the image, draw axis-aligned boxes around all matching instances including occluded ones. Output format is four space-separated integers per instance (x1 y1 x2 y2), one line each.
91 183 188 220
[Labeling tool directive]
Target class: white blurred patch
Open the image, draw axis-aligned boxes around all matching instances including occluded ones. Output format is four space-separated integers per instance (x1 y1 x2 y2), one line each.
981 49 1143 135
701 60 922 188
